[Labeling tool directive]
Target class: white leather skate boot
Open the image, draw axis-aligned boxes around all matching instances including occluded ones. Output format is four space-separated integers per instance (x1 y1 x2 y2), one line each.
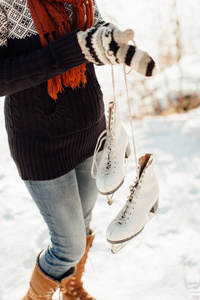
106 153 159 253
94 101 131 197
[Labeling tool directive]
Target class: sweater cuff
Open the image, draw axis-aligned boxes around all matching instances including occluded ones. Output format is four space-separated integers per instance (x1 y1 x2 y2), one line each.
49 30 88 72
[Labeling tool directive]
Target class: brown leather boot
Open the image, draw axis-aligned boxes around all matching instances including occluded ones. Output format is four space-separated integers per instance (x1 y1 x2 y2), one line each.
61 231 96 300
23 254 75 300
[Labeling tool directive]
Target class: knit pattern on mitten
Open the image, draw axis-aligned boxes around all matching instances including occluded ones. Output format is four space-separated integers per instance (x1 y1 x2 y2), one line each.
80 23 156 76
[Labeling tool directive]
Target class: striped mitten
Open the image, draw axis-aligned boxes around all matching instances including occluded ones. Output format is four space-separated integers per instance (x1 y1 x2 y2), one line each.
78 23 156 76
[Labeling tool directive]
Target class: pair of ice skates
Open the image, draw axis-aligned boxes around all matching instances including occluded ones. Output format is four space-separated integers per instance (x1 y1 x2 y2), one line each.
92 100 159 253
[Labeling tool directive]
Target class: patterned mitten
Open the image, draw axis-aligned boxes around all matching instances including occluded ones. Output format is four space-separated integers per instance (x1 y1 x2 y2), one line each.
78 23 156 76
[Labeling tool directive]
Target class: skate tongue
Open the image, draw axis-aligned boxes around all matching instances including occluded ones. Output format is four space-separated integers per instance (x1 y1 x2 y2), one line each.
108 101 115 132
138 153 152 177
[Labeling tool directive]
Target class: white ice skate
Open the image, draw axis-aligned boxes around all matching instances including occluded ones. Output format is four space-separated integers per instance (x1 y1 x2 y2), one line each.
91 101 131 202
106 153 159 253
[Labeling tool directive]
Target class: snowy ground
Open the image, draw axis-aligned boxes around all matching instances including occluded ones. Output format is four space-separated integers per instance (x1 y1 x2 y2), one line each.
1 0 200 299
1 92 200 300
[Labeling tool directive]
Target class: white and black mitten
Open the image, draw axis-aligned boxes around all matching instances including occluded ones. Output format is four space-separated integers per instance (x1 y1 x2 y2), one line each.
79 23 156 76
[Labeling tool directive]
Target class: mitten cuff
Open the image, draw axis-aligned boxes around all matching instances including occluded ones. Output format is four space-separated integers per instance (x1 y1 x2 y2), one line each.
80 26 105 65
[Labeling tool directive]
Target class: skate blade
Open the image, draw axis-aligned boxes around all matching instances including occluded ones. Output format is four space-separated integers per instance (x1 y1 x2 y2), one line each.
109 227 144 254
109 199 159 254
111 241 129 254
146 199 159 223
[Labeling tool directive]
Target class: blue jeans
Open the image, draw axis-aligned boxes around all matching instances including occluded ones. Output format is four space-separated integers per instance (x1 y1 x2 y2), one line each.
24 155 100 280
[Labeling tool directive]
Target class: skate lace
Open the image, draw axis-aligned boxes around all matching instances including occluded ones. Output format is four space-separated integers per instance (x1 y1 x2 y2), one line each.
91 129 117 178
117 182 141 225
91 64 139 181
91 101 116 178
102 135 117 175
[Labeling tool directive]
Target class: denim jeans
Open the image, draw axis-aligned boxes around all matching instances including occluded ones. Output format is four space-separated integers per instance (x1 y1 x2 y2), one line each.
24 154 100 280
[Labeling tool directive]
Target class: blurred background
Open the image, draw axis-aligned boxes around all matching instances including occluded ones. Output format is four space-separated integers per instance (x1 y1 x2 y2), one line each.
96 0 200 117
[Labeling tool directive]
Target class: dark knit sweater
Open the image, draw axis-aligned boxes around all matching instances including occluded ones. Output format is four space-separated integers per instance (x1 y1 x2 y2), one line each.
0 0 106 180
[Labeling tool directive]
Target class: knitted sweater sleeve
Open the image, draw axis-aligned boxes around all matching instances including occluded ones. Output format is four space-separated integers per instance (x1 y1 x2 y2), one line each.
1 32 89 97
0 31 88 97
0 4 88 97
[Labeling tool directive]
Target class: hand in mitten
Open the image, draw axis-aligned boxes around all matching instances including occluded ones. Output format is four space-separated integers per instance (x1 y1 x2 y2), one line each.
77 23 156 76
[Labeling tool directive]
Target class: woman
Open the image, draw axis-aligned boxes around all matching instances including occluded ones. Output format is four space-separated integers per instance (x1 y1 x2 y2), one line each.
0 0 156 299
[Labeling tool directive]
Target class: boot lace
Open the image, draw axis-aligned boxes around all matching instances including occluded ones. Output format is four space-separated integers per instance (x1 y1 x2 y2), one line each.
44 288 55 299
30 283 55 299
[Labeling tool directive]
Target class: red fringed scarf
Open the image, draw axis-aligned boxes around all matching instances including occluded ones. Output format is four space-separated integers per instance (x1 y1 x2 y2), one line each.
28 0 94 100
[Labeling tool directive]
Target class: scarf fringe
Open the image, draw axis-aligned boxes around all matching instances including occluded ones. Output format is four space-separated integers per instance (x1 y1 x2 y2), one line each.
48 65 87 100
48 76 64 100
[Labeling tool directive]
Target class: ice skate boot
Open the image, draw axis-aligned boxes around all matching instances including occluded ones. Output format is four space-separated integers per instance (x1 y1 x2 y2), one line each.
106 153 159 253
95 101 131 198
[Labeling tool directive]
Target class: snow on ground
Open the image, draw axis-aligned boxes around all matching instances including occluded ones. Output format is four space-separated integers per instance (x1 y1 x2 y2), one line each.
1 0 200 299
1 90 200 300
